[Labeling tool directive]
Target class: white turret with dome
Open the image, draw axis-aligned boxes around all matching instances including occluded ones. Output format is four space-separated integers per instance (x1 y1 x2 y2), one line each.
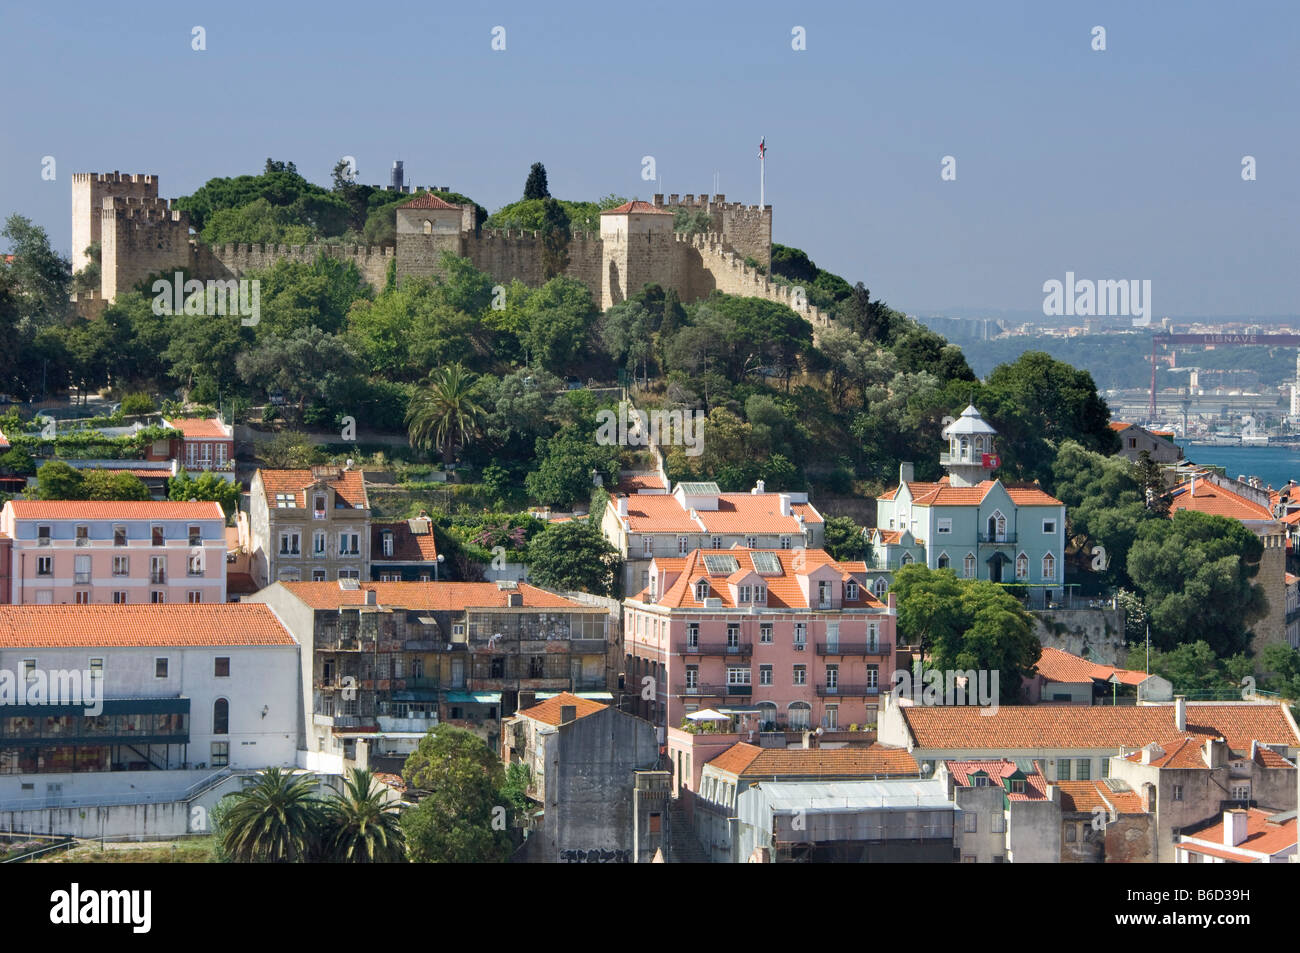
940 405 999 487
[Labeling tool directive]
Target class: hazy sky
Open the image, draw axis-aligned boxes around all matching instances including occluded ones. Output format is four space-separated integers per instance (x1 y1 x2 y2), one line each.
2 0 1296 318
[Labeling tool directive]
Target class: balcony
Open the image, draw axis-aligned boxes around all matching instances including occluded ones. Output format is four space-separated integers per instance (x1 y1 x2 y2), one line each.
816 683 881 697
817 641 892 657
675 684 753 697
74 572 91 584
978 532 1016 544
676 641 753 658
149 571 167 585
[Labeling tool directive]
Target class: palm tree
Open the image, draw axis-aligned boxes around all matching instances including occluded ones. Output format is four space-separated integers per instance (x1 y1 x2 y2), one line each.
323 768 407 863
218 767 324 863
406 363 486 469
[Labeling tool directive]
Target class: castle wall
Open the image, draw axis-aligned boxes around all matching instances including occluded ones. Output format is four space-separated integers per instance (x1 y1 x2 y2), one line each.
200 242 395 288
463 229 545 289
653 193 773 271
100 198 192 300
71 173 158 274
676 233 830 329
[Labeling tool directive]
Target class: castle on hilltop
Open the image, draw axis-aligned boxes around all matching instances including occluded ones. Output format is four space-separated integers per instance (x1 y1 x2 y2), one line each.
70 172 832 324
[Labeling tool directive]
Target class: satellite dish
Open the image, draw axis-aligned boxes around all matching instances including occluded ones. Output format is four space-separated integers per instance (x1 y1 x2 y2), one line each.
921 762 933 776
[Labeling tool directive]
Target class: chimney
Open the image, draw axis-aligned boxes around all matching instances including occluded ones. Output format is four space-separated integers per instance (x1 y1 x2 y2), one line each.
779 494 792 517
617 497 628 518
754 479 766 494
900 462 914 485
560 705 577 724
1174 695 1186 731
364 589 378 607
1224 810 1249 847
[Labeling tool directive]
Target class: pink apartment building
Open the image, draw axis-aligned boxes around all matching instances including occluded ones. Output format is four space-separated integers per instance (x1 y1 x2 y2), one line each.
623 547 896 735
163 417 235 477
0 500 227 605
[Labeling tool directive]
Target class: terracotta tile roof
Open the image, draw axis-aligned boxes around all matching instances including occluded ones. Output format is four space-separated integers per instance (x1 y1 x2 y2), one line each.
399 192 459 210
257 468 369 510
875 530 904 545
1169 479 1272 521
707 742 764 775
1150 430 1176 440
516 691 607 726
0 604 296 646
1108 422 1132 432
645 548 886 610
730 744 918 779
1253 744 1295 769
615 472 667 494
278 581 582 611
906 480 1064 507
5 500 223 520
1180 809 1297 859
617 493 703 533
615 492 820 535
165 417 230 439
1122 737 1213 768
371 518 439 562
601 200 672 215
1034 647 1147 687
900 703 1299 752
1056 780 1146 814
945 759 1049 800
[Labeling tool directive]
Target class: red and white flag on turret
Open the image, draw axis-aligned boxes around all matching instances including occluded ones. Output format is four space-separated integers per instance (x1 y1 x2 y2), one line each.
757 137 766 159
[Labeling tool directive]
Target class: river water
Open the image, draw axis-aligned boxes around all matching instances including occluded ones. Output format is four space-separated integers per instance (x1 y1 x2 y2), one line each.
1174 441 1300 490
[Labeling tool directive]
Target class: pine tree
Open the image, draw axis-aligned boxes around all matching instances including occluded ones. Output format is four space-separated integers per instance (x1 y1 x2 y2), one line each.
523 162 550 200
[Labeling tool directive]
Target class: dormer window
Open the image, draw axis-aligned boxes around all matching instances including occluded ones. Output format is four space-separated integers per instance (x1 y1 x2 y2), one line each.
846 581 858 600
314 494 327 519
274 493 297 509
382 531 394 557
755 585 766 604
695 581 709 601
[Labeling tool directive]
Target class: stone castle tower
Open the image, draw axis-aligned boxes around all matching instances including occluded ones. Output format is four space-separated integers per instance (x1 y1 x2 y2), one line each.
70 171 830 327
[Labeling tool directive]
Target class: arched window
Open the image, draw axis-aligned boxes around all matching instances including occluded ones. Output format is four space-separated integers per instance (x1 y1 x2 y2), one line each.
788 701 812 730
937 553 950 569
1042 552 1056 581
960 436 969 459
422 219 432 235
874 577 888 598
900 553 913 566
694 580 709 601
964 553 977 578
757 701 778 731
1016 552 1029 581
213 698 229 735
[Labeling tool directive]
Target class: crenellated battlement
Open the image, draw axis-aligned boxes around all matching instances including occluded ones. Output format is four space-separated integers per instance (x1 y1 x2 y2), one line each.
210 241 396 259
653 193 770 215
72 172 157 186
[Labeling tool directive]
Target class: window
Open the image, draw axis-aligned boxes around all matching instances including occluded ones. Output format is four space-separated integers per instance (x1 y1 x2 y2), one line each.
337 569 360 580
1065 824 1077 843
868 622 880 649
640 535 653 556
1057 760 1070 781
187 591 202 603
313 569 327 582
686 623 699 648
213 698 229 735
866 664 879 688
874 577 887 598
760 624 772 644
793 623 806 650
1172 784 1184 801
759 664 773 686
529 656 544 679
937 553 950 570
779 536 791 550
1128 437 1137 449
36 556 52 576
726 624 740 648
188 551 204 576
974 775 990 787
340 533 360 555
74 591 89 604
155 658 169 678
1009 779 1025 794
846 581 858 600
964 553 976 578
214 657 230 677
1015 553 1029 581
89 658 103 679
677 536 689 555
745 536 757 549
37 525 51 546
1232 784 1250 801
150 555 166 584
727 666 750 687
113 526 127 547
825 664 838 691
151 591 166 604
739 585 752 603
792 665 807 686
685 665 698 690
1042 519 1056 534
381 532 394 557
694 581 709 601
75 525 89 546
152 526 165 546
710 536 722 550
274 493 297 509
937 518 952 535
754 585 766 604
1042 552 1056 581
112 555 129 576
313 532 326 556
992 813 1006 834
279 532 300 556
188 525 202 547
112 591 127 604
817 580 831 607
1077 758 1091 780
210 742 229 768
490 657 505 678
314 494 327 519
964 812 978 833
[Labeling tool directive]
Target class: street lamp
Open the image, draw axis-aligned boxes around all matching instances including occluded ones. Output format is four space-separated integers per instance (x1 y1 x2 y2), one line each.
434 553 445 581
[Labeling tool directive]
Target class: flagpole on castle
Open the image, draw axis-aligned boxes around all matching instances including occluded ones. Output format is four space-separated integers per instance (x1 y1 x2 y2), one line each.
758 136 766 208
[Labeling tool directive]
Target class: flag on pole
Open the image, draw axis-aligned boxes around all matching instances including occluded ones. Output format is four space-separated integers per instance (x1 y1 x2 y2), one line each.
757 137 766 159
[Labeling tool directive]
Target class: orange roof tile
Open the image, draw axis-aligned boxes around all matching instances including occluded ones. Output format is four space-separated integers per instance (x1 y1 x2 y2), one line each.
5 500 223 520
257 468 368 510
601 200 672 215
707 742 765 775
1253 744 1295 769
371 519 439 562
278 581 582 611
516 691 607 726
0 604 295 646
1056 780 1147 814
1180 809 1297 859
645 548 886 610
615 472 667 495
1108 422 1132 432
399 192 459 210
945 759 1049 800
901 703 1299 752
1034 646 1147 687
733 744 917 779
1169 479 1272 521
165 417 230 439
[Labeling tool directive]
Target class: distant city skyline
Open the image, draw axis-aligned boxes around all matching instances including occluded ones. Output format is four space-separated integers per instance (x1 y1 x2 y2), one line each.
1 0 1295 317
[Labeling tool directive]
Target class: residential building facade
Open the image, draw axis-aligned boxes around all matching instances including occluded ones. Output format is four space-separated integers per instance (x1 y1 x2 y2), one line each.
0 500 227 605
248 466 372 588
